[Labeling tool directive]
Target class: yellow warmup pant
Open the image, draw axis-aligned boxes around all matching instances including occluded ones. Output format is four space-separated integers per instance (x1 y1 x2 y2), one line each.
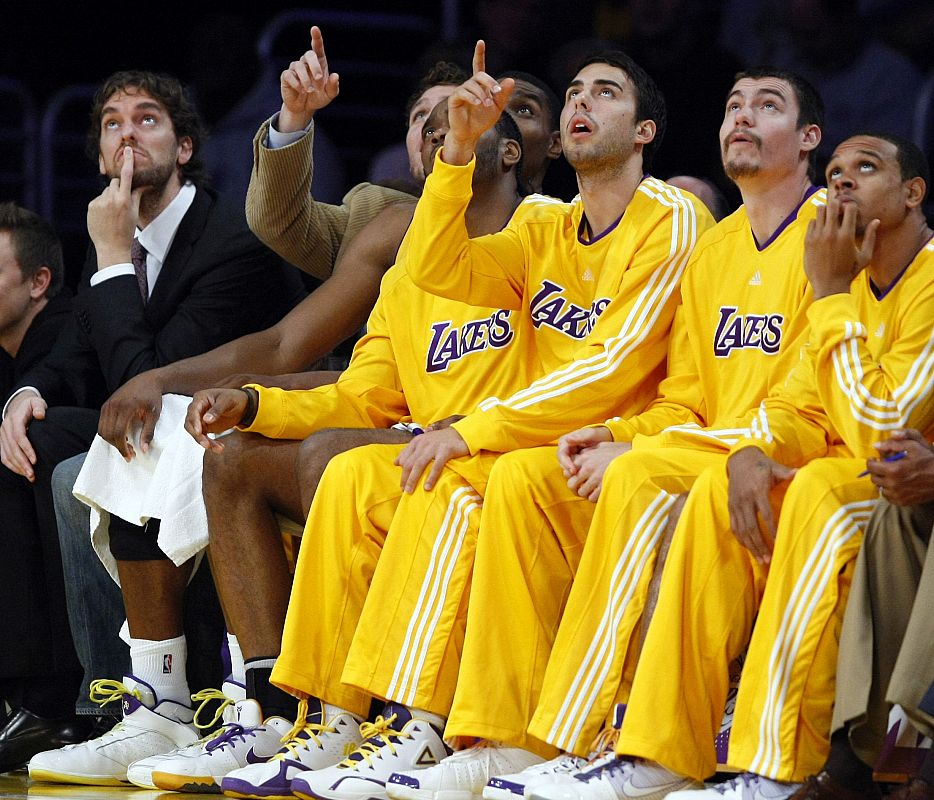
528 448 728 755
620 456 876 782
340 449 501 717
272 443 406 716
444 447 594 757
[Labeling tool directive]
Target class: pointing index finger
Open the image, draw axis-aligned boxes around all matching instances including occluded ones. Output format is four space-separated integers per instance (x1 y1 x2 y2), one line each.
472 40 486 76
120 146 134 192
310 25 326 78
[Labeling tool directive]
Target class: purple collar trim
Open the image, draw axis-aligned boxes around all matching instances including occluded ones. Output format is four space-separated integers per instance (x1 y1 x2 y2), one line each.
576 174 651 246
753 184 820 252
576 174 651 245
578 210 625 246
870 232 934 300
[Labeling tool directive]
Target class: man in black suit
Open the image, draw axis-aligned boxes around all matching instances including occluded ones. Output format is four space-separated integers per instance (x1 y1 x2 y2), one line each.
0 70 303 771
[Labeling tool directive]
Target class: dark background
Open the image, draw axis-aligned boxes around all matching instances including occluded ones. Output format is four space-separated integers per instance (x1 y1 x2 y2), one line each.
2 1 932 282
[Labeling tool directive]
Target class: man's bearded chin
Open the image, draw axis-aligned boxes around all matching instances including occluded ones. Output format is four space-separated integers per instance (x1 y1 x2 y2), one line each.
723 159 760 181
129 162 176 192
105 158 176 191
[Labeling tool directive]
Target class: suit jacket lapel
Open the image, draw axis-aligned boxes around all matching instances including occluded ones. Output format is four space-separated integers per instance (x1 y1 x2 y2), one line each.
146 186 213 312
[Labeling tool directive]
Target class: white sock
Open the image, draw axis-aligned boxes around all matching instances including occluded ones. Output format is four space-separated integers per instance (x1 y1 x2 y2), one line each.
130 635 191 708
226 633 245 687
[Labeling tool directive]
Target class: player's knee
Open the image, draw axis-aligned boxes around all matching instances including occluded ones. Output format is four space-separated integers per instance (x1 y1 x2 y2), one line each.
202 430 253 494
489 447 553 493
782 458 841 505
299 428 346 466
601 446 646 488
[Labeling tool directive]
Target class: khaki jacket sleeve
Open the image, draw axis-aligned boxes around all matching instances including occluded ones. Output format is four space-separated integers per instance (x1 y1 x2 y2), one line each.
246 118 413 280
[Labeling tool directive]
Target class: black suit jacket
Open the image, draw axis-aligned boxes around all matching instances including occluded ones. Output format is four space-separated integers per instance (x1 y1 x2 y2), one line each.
0 292 73 407
16 185 305 408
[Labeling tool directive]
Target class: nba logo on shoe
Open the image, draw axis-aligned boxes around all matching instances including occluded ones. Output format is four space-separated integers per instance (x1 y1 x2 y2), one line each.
163 654 173 674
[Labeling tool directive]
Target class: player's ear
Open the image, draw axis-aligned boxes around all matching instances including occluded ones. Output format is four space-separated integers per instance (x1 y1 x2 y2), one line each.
800 123 820 155
29 266 52 299
502 138 521 168
176 136 193 167
905 176 926 209
634 119 656 146
547 131 562 159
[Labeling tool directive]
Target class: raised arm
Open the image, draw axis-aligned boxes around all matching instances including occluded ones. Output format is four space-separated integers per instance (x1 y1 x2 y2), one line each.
803 203 934 457
245 25 413 278
402 41 528 309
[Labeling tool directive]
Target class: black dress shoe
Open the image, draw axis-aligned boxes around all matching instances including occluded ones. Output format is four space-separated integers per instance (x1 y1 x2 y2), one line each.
0 708 92 773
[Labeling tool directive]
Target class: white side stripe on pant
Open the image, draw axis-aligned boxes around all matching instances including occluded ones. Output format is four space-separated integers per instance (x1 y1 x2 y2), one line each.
750 499 874 777
386 486 482 706
548 491 676 750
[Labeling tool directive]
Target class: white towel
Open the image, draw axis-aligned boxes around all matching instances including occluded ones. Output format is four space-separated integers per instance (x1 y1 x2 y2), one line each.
73 394 209 585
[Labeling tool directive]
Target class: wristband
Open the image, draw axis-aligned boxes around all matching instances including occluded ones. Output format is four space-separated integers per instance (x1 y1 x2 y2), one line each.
239 387 259 428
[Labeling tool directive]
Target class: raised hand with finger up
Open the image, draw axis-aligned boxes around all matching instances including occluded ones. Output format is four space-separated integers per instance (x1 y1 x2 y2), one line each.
279 25 340 133
441 40 515 166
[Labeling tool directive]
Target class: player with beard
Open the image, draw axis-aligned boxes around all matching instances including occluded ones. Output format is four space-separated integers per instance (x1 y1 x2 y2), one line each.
0 70 301 772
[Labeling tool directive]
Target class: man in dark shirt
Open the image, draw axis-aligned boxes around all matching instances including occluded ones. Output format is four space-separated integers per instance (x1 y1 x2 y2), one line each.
0 203 71 406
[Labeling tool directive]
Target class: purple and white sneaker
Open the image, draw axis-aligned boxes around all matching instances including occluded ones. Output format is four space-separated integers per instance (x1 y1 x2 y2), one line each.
150 698 293 792
292 703 451 800
221 699 362 799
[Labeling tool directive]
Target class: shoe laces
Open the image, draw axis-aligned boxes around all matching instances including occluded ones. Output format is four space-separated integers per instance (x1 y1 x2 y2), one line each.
205 723 255 752
80 681 135 743
191 687 236 732
586 725 620 763
577 757 631 785
89 678 142 707
550 752 589 773
272 698 336 761
87 679 145 741
339 713 407 768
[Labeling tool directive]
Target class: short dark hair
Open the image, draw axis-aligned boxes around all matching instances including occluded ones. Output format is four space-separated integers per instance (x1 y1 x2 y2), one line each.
851 131 930 202
404 61 469 126
732 67 825 175
492 109 530 197
497 70 560 130
88 70 207 185
573 51 667 171
0 202 64 298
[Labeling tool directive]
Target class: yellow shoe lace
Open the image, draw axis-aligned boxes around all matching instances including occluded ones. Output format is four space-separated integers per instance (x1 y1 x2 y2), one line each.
586 725 620 763
191 687 236 733
89 678 142 707
339 713 405 768
87 679 145 737
272 698 337 761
